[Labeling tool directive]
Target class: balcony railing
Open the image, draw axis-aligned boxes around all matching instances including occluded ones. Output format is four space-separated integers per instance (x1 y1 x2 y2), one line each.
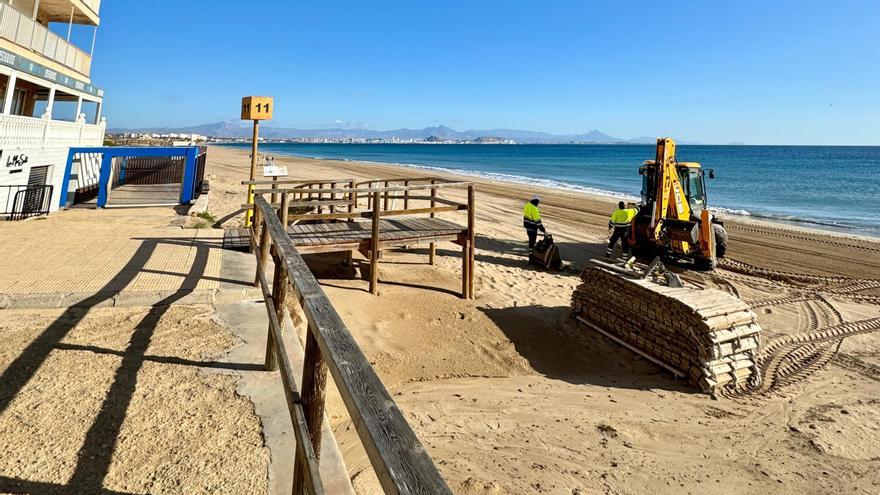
81 0 102 16
0 113 106 148
0 3 92 77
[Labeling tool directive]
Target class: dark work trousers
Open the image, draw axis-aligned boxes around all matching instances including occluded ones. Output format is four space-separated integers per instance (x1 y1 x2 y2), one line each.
606 226 630 257
527 229 539 250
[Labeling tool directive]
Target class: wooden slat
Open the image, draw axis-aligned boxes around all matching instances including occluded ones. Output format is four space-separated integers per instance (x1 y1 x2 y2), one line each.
242 200 354 209
253 196 450 494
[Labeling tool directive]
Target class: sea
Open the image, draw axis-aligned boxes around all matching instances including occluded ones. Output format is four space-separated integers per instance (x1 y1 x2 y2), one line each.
225 143 880 237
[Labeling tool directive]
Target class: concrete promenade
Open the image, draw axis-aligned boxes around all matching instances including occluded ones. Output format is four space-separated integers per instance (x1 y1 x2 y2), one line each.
0 206 257 307
0 203 355 494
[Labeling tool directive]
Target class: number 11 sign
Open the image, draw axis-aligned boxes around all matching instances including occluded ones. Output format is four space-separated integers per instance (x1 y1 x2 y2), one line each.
241 96 273 120
241 96 274 227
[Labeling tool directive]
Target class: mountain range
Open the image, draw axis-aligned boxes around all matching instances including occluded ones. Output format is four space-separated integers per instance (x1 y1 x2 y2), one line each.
109 121 684 144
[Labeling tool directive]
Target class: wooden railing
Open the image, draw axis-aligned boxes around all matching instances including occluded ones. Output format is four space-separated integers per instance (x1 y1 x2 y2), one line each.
246 178 476 298
249 194 452 494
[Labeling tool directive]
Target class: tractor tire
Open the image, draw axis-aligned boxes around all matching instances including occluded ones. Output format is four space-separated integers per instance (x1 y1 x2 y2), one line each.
713 224 728 259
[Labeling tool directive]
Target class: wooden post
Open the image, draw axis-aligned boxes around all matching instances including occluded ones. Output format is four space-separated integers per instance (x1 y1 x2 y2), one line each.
279 191 290 228
403 180 410 210
245 120 260 227
370 191 381 295
429 180 437 265
348 180 356 219
467 185 476 300
330 182 337 215
317 184 324 215
301 328 328 455
270 175 278 205
250 200 263 255
293 326 328 494
383 180 390 212
461 238 469 299
346 180 356 266
264 260 286 372
255 215 270 288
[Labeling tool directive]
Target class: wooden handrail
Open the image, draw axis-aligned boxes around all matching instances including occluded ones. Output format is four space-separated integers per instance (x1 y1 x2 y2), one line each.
252 195 452 494
354 176 457 186
242 178 355 186
253 181 474 195
252 241 325 495
284 205 466 222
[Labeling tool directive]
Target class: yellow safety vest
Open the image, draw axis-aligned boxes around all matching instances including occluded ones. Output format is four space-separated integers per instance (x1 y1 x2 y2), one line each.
609 208 637 228
523 202 544 231
523 202 541 222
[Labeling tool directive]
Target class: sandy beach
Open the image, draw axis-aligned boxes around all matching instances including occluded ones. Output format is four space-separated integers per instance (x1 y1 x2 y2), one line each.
203 145 880 494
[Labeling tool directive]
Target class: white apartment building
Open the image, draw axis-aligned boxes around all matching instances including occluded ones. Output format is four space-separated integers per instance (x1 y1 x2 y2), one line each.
0 0 105 217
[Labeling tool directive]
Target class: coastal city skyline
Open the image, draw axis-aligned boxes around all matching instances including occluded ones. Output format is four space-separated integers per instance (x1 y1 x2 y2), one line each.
89 0 880 145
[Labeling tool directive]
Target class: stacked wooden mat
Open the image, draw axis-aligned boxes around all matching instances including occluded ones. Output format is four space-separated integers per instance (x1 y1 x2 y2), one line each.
571 265 762 394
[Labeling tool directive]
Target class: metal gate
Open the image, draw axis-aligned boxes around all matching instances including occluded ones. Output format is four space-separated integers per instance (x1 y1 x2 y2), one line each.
1 184 54 220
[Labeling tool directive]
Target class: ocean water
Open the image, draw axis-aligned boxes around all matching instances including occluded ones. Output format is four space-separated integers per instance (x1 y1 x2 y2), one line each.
225 143 880 237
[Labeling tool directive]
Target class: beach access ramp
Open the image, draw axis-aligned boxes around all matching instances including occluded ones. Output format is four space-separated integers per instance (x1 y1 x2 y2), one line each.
226 177 477 298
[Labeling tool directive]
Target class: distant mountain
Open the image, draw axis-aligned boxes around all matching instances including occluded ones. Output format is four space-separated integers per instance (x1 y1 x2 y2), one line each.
109 121 703 144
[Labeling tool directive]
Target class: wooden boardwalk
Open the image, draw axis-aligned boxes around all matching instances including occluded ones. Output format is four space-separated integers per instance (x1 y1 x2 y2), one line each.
289 218 465 253
224 218 466 252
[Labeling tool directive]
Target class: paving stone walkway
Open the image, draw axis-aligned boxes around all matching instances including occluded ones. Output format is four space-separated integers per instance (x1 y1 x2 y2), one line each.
0 207 224 297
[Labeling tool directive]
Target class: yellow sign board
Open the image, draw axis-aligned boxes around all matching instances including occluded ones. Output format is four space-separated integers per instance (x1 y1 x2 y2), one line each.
241 96 274 120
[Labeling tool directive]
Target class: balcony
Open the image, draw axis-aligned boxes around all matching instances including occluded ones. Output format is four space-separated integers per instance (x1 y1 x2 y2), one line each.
0 3 92 77
82 0 102 18
0 113 106 148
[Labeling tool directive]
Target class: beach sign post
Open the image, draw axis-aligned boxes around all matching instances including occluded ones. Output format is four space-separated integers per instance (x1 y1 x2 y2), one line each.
241 96 274 226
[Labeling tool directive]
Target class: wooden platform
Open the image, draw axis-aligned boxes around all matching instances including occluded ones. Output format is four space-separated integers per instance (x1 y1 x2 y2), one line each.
223 218 467 252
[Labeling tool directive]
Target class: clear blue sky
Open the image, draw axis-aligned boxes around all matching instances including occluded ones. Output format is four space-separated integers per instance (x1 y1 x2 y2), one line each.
87 0 880 144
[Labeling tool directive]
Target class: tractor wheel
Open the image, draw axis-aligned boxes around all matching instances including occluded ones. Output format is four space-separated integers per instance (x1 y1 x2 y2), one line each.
713 224 728 258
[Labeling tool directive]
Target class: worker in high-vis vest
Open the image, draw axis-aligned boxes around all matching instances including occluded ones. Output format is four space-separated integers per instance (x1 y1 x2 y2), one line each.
606 201 638 258
523 195 546 250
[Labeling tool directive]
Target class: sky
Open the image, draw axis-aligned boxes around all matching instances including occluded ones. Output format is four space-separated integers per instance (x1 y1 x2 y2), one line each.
75 0 880 144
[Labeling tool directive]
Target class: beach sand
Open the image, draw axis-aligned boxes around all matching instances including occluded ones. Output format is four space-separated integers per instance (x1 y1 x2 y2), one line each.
0 305 270 494
206 145 880 494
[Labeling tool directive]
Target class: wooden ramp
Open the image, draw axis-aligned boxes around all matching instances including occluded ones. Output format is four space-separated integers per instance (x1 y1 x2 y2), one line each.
223 227 251 250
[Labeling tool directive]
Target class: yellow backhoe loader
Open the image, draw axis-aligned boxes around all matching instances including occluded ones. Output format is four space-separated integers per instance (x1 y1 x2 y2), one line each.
630 137 727 269
571 138 761 395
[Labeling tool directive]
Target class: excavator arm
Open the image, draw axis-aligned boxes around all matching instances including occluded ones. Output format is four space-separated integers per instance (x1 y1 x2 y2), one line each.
651 138 693 253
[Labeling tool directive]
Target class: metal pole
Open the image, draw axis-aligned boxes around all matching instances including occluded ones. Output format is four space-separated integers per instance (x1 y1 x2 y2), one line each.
89 25 97 57
66 5 73 41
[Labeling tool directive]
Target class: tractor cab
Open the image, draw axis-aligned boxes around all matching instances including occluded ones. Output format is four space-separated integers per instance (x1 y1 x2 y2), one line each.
639 161 711 215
